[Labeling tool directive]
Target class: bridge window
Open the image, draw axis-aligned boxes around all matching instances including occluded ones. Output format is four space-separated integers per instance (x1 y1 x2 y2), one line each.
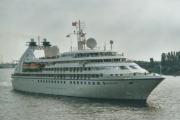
119 66 128 70
129 66 137 69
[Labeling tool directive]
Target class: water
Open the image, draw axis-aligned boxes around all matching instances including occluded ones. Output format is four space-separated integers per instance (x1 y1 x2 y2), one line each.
0 69 180 120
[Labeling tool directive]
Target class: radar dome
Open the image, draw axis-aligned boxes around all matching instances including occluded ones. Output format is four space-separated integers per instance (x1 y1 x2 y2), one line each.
50 46 59 56
110 40 113 44
86 38 97 49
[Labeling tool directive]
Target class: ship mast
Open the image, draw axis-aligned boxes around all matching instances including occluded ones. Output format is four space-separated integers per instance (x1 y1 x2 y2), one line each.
74 20 86 50
1 55 3 63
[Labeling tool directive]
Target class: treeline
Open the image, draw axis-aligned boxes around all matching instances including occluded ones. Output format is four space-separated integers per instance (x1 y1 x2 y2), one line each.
134 51 180 75
134 58 161 74
161 51 180 74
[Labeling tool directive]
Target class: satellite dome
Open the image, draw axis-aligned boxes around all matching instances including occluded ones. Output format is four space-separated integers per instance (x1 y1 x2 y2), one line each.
50 46 59 56
86 38 97 49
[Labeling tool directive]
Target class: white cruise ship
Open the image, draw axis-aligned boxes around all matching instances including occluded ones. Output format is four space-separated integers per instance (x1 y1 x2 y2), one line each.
11 20 165 101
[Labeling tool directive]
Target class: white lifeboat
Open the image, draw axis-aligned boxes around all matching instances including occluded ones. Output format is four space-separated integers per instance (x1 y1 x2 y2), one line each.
30 63 40 69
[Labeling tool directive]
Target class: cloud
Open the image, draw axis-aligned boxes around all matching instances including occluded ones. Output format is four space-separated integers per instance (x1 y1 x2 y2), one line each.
1 0 180 62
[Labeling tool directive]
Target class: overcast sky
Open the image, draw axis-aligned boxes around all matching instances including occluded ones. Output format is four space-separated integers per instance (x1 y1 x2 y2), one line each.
1 0 180 63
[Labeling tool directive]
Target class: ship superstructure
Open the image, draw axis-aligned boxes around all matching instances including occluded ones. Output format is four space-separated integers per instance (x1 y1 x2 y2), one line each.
11 20 165 101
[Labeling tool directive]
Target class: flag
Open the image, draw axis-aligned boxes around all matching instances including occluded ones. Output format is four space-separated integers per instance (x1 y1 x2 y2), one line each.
66 35 70 37
72 22 76 26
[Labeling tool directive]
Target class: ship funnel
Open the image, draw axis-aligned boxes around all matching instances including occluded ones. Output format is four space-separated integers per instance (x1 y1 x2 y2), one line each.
43 39 47 42
31 39 34 42
41 39 51 57
26 39 37 47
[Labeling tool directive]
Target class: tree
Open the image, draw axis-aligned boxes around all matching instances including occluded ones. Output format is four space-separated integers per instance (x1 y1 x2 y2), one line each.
150 58 154 68
161 53 166 66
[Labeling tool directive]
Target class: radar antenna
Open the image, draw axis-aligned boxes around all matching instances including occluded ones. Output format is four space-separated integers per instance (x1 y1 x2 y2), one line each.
110 40 113 50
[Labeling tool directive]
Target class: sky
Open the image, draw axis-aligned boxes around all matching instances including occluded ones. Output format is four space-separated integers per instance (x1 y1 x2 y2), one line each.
1 0 180 63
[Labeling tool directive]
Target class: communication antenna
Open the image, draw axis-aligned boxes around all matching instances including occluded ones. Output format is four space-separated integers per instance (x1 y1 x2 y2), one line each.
104 43 106 51
1 55 3 63
110 40 113 50
160 64 162 75
38 36 40 46
71 40 72 51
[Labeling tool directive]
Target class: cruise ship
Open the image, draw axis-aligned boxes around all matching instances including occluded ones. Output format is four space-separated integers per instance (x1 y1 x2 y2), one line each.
11 20 165 101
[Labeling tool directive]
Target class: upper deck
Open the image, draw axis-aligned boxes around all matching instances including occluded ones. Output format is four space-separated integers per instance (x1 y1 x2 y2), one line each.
24 49 127 63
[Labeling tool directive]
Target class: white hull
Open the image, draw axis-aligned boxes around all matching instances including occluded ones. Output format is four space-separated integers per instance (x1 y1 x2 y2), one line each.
12 77 163 100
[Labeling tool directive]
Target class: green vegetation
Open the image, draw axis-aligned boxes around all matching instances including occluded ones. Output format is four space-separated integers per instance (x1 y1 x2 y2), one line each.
134 59 161 74
134 51 180 75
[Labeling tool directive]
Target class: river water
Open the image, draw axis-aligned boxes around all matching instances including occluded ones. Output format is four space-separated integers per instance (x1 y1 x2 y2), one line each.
0 69 180 120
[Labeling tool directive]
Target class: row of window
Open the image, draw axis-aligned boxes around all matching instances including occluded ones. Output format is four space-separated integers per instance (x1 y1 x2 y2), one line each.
38 80 65 84
90 59 126 62
37 80 104 85
44 66 137 72
13 73 144 78
62 52 117 57
36 59 128 64
20 79 133 85
13 74 101 79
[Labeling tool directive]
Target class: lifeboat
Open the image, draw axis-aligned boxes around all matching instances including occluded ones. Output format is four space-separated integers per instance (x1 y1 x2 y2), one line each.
30 63 40 69
23 63 31 69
